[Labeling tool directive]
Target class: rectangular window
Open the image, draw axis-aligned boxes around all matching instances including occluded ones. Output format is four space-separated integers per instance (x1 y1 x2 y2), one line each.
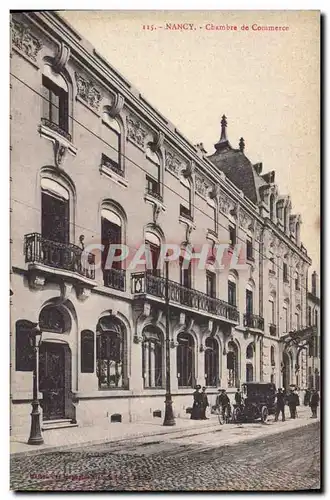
146 175 160 197
228 281 236 306
206 271 216 298
246 236 253 261
295 313 300 330
229 225 236 247
246 290 253 314
295 275 300 290
101 218 122 271
269 300 275 324
42 75 68 132
180 260 191 288
308 306 312 326
315 310 318 328
283 262 288 282
283 306 289 333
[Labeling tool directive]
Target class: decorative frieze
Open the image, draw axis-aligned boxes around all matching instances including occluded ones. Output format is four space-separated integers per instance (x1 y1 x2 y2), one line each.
126 113 148 150
218 189 237 217
164 147 187 176
11 19 42 64
75 72 102 112
239 208 254 232
195 173 212 198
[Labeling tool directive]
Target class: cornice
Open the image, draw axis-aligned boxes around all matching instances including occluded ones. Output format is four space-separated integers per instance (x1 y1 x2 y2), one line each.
265 219 311 265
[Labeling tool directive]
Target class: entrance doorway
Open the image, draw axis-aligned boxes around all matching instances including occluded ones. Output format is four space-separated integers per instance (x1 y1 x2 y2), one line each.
39 342 71 421
282 352 291 390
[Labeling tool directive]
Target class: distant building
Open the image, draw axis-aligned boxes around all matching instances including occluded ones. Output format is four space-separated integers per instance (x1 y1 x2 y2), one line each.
10 11 317 437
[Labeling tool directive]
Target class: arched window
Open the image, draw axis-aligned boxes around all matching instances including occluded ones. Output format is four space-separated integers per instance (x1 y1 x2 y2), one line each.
145 231 161 276
41 64 69 137
146 147 161 197
227 341 239 388
246 343 254 359
270 345 275 366
269 294 275 325
101 113 122 174
269 193 275 221
41 177 70 244
177 333 195 387
142 327 163 388
205 337 219 387
179 175 192 220
81 330 95 373
228 273 237 306
96 315 127 389
283 301 289 333
39 305 69 333
101 206 125 290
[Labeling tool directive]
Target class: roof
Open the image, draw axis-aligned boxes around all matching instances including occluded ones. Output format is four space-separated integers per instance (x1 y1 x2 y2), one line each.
207 116 269 204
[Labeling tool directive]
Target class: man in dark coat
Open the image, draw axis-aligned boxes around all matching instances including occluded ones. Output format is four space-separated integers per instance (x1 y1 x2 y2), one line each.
287 389 300 418
235 388 242 406
304 388 311 406
201 386 209 420
216 389 231 418
309 390 320 418
191 385 203 420
274 388 286 422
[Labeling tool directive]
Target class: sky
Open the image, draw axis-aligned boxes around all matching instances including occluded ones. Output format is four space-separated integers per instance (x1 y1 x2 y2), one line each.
61 10 320 278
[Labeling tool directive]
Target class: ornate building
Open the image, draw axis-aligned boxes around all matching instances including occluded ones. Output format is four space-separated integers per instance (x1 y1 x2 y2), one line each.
10 12 317 437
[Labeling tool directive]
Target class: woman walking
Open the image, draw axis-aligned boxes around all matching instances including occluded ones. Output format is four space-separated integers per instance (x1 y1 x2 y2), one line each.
190 385 203 420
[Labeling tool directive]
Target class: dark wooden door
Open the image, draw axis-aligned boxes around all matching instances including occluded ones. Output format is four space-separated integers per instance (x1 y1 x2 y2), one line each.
39 343 66 420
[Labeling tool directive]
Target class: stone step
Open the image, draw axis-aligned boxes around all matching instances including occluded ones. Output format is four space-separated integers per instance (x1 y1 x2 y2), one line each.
42 419 78 431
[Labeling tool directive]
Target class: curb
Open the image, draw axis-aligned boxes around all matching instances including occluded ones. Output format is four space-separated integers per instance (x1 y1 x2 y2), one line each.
10 421 221 458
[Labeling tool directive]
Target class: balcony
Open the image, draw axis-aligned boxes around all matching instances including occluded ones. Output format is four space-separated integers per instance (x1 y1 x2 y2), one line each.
269 323 277 336
41 117 71 142
101 153 124 177
243 313 265 331
131 272 239 323
103 268 126 292
24 233 95 280
179 204 193 222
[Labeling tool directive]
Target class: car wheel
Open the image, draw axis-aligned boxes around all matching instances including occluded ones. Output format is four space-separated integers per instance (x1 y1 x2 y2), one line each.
261 406 268 422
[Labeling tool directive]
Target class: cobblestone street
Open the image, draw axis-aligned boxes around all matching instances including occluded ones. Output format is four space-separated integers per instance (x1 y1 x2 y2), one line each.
11 421 320 491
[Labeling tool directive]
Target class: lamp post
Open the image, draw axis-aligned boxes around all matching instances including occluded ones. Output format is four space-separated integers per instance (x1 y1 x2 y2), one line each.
28 323 44 445
163 258 175 426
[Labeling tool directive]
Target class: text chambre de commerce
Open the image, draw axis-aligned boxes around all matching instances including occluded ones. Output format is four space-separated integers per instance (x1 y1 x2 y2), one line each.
142 23 290 32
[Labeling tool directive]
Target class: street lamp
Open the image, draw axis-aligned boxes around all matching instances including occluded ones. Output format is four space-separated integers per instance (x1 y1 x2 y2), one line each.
27 323 44 445
163 257 175 426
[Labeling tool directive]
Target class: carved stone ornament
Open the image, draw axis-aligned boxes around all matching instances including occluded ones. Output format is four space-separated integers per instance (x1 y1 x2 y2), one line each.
11 19 42 63
29 273 45 290
164 148 187 176
53 42 71 73
133 334 143 344
77 287 91 301
108 93 125 119
255 223 263 242
218 190 237 217
54 141 67 168
239 208 254 231
152 204 162 224
195 173 212 198
150 131 165 152
75 72 102 111
126 114 148 150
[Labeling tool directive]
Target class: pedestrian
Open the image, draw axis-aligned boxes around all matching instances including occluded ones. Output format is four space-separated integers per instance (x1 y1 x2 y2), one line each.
201 386 209 420
190 385 203 420
274 388 285 422
287 389 299 419
235 388 242 407
304 388 311 406
309 389 320 418
216 389 231 420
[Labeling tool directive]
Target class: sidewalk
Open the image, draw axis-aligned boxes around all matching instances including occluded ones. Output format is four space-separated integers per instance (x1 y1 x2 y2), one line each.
11 405 319 457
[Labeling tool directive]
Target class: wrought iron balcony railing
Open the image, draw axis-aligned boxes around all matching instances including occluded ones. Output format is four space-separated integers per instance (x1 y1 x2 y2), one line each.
41 117 72 142
24 233 95 280
269 323 277 336
103 268 126 291
131 272 239 322
101 153 124 177
243 313 265 331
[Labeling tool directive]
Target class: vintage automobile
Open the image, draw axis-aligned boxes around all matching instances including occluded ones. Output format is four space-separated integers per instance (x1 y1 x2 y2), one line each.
232 382 277 423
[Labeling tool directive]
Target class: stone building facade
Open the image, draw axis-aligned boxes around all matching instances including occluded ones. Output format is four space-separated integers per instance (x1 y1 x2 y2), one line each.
10 12 315 437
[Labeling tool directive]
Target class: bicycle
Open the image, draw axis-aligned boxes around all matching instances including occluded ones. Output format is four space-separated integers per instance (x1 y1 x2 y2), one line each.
216 405 231 425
